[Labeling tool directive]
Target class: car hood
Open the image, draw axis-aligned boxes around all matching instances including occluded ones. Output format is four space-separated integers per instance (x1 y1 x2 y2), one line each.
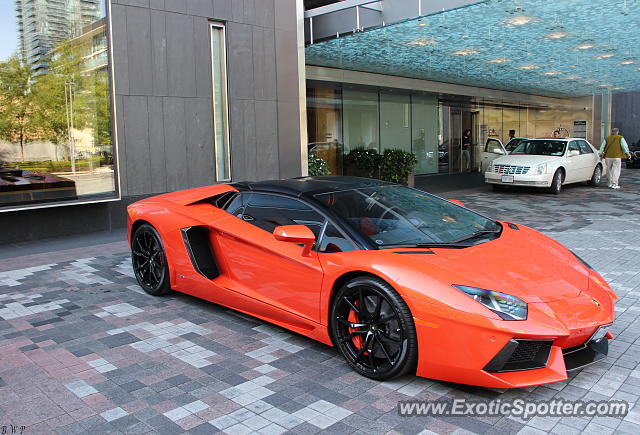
493 155 558 166
391 224 588 303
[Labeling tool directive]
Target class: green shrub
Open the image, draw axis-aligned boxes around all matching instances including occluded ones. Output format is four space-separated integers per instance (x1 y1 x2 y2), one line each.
379 148 418 185
343 147 382 178
308 151 331 176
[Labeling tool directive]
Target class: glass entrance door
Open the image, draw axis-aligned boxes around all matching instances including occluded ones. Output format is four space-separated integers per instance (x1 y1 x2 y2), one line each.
449 110 462 173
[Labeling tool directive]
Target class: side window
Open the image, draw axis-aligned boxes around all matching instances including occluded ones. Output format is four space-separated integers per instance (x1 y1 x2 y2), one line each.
578 140 594 154
243 194 325 238
318 222 356 253
568 141 580 153
485 139 503 154
224 193 246 217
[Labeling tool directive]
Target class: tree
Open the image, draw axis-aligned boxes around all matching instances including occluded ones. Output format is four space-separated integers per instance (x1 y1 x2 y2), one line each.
0 57 36 162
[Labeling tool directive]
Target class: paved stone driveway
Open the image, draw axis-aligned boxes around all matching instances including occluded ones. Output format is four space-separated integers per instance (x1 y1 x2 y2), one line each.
1 171 639 435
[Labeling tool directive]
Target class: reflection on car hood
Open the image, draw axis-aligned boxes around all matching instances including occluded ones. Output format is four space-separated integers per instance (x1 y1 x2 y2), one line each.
492 155 559 166
392 224 587 303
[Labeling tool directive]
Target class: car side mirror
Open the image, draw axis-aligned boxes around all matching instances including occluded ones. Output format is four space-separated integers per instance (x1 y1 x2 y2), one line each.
449 199 465 207
568 150 580 157
273 225 315 256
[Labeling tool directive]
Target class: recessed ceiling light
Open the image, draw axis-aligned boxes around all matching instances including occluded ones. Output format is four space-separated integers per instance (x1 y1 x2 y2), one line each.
546 31 569 39
452 49 478 56
408 38 436 46
418 21 426 27
504 15 536 26
576 44 595 50
462 34 470 38
619 60 636 65
543 71 562 75
563 75 582 80
595 53 614 59
598 84 613 87
488 58 511 63
611 87 625 90
518 64 540 70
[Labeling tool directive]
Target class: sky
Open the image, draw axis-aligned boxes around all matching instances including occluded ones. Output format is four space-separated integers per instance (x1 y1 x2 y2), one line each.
0 2 18 61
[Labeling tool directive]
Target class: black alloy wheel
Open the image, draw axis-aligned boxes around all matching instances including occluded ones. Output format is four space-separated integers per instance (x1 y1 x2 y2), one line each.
330 277 418 380
549 169 563 194
132 224 171 296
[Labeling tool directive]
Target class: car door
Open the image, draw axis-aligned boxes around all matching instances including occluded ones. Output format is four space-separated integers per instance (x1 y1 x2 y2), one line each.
481 138 507 172
214 192 325 323
577 140 599 180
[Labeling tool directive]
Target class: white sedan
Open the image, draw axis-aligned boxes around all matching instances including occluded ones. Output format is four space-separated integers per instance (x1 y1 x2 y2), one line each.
484 138 604 194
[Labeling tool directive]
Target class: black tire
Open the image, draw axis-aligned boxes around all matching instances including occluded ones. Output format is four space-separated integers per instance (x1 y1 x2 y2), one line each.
548 169 563 194
329 276 418 380
589 165 602 186
131 224 171 296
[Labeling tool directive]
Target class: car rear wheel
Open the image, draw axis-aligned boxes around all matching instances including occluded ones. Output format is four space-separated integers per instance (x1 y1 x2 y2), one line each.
548 170 563 194
131 224 171 296
589 165 602 186
330 276 418 380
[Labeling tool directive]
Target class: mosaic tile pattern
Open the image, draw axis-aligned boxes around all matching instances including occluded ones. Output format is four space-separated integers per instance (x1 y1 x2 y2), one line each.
305 0 640 97
1 172 640 434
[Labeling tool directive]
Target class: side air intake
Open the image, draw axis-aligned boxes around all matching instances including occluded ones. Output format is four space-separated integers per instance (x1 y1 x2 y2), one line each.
181 226 220 279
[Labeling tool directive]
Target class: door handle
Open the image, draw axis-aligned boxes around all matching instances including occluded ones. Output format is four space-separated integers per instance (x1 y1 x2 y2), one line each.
242 214 254 222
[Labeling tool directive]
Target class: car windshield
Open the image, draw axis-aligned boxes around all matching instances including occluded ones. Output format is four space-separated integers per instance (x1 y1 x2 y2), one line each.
314 185 501 248
510 140 566 156
505 138 526 152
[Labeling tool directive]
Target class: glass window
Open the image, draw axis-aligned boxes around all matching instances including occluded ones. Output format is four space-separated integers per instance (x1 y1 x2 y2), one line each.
511 140 566 156
485 139 504 154
210 23 230 181
315 185 500 247
342 89 379 153
380 92 411 153
0 0 116 209
578 140 594 154
318 222 355 253
568 141 580 154
411 94 438 175
223 193 245 217
243 193 325 237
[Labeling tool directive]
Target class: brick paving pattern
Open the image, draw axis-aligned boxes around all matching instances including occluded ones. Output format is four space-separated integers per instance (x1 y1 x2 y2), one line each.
1 171 639 434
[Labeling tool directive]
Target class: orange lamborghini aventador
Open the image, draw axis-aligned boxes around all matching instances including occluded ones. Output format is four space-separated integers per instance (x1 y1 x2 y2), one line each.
127 176 616 388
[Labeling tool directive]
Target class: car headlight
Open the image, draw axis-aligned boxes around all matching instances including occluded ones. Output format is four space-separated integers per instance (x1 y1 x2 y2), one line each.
487 161 493 172
534 163 547 175
453 285 528 320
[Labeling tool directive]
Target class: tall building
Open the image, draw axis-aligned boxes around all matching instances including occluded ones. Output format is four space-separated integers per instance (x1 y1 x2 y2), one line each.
15 0 101 72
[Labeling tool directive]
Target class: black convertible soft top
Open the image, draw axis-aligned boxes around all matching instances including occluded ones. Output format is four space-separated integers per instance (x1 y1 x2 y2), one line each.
231 176 392 199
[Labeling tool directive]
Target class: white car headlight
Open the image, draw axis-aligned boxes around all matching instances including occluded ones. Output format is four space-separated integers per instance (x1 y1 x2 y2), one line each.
487 161 494 172
534 163 547 175
453 285 528 320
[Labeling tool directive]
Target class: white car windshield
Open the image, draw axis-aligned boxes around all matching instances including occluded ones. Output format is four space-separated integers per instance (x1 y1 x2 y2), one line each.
510 140 566 156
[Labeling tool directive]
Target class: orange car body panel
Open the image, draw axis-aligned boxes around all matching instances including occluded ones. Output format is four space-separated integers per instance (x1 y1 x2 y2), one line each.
127 184 616 388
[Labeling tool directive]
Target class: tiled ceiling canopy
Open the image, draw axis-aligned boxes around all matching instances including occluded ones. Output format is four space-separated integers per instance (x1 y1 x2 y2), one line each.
305 0 640 98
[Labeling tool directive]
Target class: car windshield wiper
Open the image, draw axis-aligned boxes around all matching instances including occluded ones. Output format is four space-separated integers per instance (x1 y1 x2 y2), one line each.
378 242 473 249
451 229 502 244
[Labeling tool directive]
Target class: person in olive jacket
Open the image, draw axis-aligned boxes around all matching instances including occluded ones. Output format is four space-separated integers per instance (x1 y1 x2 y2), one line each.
599 128 631 189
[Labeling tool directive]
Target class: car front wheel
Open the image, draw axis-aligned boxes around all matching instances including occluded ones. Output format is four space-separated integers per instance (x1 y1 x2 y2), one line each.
131 223 171 296
330 276 418 380
548 170 563 194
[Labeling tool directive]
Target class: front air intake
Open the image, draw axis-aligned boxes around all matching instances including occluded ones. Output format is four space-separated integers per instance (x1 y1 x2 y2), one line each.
181 226 220 280
484 339 552 372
